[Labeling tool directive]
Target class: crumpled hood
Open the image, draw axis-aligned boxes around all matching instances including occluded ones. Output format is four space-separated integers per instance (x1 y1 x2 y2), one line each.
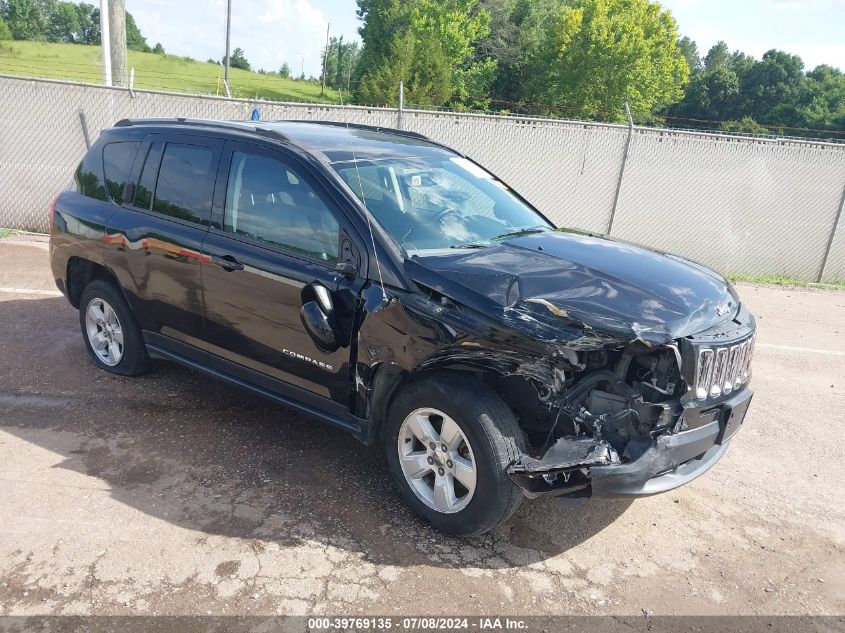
405 231 738 348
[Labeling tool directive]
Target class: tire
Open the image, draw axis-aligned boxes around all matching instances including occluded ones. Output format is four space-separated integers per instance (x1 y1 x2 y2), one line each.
384 374 526 536
79 279 151 376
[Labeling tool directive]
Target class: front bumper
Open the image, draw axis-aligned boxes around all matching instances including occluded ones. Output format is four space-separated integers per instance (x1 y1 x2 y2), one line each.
590 420 728 498
509 388 752 499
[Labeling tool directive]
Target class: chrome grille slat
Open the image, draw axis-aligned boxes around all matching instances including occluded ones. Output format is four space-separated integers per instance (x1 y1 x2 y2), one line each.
694 334 755 401
711 348 729 398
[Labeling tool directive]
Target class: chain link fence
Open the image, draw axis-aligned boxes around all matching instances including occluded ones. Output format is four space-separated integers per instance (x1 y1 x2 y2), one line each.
2 74 844 282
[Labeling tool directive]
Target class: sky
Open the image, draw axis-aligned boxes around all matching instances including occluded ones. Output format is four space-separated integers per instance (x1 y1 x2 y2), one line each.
127 0 845 77
659 0 845 71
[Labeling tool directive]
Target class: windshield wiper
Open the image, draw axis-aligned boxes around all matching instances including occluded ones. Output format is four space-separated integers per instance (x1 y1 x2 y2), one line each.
449 242 489 249
491 226 550 241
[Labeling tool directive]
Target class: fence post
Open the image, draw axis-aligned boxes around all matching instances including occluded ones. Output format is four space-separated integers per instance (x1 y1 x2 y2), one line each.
78 110 91 150
607 102 634 236
817 182 845 283
397 80 404 130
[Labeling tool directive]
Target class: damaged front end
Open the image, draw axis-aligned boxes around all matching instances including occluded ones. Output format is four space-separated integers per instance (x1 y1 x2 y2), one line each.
507 343 684 497
506 328 754 499
395 230 756 500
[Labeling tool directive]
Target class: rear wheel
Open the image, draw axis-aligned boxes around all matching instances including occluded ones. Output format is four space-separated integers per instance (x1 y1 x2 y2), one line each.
79 280 151 376
384 375 525 536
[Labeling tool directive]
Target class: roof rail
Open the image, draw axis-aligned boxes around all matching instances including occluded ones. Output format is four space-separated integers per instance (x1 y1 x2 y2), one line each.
112 117 290 143
285 120 431 142
111 117 459 155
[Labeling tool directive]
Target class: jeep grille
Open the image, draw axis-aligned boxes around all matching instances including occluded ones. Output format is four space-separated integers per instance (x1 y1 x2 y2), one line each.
694 335 755 400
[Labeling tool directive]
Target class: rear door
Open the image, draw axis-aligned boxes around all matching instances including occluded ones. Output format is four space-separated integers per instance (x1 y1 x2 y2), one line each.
104 134 223 349
201 140 364 405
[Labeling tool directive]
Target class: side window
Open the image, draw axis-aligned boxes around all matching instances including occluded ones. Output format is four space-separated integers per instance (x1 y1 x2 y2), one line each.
134 143 163 210
223 151 340 262
75 147 106 201
152 143 215 223
103 142 140 204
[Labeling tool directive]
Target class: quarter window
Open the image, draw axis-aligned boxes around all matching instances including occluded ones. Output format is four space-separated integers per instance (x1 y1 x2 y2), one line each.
152 143 216 223
75 148 106 201
223 151 339 262
103 142 140 205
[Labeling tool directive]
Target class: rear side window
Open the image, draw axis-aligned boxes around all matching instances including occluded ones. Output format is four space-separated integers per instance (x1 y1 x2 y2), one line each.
103 142 140 205
152 143 216 223
75 148 106 201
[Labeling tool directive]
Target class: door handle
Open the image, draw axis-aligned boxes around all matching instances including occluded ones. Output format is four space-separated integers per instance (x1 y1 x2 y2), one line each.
210 254 244 271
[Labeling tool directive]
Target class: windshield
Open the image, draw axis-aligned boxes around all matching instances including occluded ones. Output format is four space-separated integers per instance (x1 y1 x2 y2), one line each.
332 155 552 252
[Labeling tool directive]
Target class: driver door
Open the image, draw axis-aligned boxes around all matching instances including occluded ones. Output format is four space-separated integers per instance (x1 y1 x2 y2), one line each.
200 140 363 406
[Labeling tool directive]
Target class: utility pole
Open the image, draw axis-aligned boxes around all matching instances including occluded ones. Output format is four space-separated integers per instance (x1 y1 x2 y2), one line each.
321 23 330 96
108 0 128 87
223 0 232 97
100 0 112 86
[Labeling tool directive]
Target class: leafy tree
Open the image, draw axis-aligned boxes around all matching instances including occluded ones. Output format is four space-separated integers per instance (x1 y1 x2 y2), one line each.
358 31 451 106
668 40 844 139
478 0 560 107
0 15 11 40
152 42 164 55
791 64 845 135
279 62 290 78
6 0 47 39
677 36 701 75
525 0 689 121
354 0 412 81
739 49 805 124
125 11 149 52
74 2 99 44
46 1 79 42
703 40 730 70
321 35 360 90
671 65 740 121
355 0 494 107
719 117 771 135
411 0 494 105
223 47 250 70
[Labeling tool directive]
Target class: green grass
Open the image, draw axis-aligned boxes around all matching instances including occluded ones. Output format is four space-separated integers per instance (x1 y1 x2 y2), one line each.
729 273 845 290
0 40 343 103
0 229 15 238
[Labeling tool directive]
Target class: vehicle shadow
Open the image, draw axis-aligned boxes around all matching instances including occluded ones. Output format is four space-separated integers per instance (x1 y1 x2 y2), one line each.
0 296 632 570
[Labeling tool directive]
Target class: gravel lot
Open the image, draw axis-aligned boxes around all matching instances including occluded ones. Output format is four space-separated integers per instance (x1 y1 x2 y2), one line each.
0 237 843 622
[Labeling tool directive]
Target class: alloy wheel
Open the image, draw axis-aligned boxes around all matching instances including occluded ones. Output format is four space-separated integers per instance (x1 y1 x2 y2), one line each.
84 297 124 367
397 408 477 514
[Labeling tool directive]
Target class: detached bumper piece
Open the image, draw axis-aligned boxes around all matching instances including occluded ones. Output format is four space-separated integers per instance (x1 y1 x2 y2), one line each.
507 437 617 498
508 388 753 499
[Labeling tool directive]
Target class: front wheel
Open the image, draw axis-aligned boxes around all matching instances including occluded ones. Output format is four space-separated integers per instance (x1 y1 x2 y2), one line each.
384 375 526 536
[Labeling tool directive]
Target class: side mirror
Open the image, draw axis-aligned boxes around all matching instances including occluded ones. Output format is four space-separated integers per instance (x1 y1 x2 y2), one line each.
300 301 339 353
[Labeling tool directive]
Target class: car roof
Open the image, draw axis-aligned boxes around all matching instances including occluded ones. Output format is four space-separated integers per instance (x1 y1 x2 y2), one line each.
112 118 458 164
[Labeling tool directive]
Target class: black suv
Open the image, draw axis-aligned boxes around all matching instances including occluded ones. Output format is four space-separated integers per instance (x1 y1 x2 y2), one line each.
49 119 755 535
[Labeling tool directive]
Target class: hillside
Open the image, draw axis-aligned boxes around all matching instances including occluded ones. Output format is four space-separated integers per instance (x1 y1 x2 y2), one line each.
0 41 343 103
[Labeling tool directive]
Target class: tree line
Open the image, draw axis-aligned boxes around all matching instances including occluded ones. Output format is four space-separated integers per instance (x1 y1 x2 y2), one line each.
2 0 842 138
1 0 156 53
347 0 844 139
